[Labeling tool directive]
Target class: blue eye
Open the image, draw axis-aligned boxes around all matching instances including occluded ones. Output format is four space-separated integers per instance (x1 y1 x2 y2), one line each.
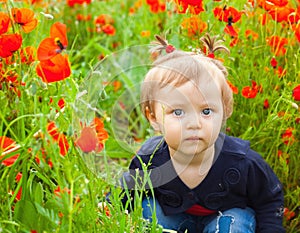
202 108 212 116
173 109 184 116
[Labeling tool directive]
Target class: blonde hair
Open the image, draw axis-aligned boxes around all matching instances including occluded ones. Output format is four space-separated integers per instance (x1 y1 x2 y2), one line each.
140 50 233 124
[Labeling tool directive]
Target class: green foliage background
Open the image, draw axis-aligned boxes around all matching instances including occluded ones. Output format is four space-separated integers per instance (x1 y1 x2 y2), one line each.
0 0 299 232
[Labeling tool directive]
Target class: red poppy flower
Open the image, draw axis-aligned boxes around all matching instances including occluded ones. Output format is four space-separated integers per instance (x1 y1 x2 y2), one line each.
175 0 205 15
0 68 22 95
36 54 71 83
270 57 278 68
0 33 22 58
67 0 91 7
288 6 300 23
268 6 295 23
57 135 69 156
102 80 122 92
11 187 22 201
259 13 269 25
32 147 53 169
140 30 151 38
47 121 69 156
263 99 270 109
76 14 92 21
47 121 60 140
49 97 65 112
20 46 36 64
16 172 22 182
11 8 38 33
266 35 288 56
0 136 20 166
265 0 289 8
284 208 296 221
226 80 238 94
275 66 286 78
94 117 109 140
75 117 109 153
57 98 65 109
54 186 71 197
37 22 68 61
101 24 116 36
145 0 166 13
213 6 243 24
281 128 295 145
0 12 10 34
75 127 99 153
229 37 239 47
224 24 238 37
292 23 300 43
2 72 22 97
241 80 260 98
292 85 300 101
245 29 259 41
255 0 288 11
95 14 114 26
181 16 207 37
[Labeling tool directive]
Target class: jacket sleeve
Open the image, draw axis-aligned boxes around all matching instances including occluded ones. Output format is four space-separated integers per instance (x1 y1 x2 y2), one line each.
246 150 285 233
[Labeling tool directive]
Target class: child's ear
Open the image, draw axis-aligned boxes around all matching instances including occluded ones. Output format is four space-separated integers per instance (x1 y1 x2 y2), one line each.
145 107 161 132
149 116 161 132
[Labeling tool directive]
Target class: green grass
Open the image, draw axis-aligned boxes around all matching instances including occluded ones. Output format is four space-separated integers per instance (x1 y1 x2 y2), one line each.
0 0 299 232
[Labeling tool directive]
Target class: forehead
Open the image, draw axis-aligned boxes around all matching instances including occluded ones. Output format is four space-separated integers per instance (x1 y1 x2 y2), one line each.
155 79 222 106
147 56 224 89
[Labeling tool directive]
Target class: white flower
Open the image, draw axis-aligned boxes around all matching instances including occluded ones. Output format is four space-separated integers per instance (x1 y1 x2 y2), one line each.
40 12 54 20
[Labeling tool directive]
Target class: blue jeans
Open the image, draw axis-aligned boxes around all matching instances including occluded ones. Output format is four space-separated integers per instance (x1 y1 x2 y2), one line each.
142 197 256 233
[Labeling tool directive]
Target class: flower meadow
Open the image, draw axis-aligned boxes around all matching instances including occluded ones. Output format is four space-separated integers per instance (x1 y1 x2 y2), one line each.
0 0 300 232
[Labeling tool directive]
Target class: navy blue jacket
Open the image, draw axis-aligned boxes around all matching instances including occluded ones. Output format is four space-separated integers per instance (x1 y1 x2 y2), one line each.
119 134 285 233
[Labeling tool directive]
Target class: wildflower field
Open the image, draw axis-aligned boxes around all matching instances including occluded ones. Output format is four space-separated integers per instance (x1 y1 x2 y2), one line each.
0 0 300 232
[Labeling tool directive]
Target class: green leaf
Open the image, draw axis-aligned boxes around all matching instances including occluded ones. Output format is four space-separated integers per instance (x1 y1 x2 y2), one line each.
105 137 137 159
33 182 44 206
14 200 38 229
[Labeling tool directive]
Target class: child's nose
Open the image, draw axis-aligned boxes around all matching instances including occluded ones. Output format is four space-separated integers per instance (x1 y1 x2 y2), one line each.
186 114 202 129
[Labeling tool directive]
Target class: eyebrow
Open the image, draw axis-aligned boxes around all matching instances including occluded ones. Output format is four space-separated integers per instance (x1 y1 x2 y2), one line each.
163 102 219 111
199 102 219 108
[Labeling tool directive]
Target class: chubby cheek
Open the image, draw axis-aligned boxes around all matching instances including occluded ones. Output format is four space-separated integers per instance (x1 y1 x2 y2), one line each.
205 120 222 144
161 118 183 144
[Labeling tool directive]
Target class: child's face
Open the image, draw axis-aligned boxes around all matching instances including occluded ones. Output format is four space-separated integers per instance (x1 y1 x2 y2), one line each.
150 79 224 159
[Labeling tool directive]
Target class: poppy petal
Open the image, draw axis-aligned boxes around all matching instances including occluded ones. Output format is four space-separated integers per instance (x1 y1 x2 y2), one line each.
36 54 71 83
0 12 10 34
0 136 17 152
11 8 38 33
37 22 68 61
224 24 238 37
292 85 300 101
50 22 68 47
37 37 61 61
21 19 38 33
75 127 98 153
20 46 36 64
0 136 19 167
0 33 22 58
